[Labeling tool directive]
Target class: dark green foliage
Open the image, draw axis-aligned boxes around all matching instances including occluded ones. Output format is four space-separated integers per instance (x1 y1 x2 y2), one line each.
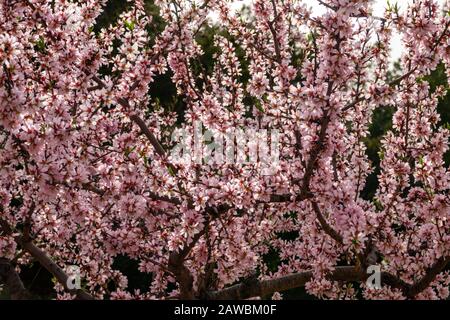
424 62 450 165
94 0 130 32
111 255 153 294
361 106 394 200
362 62 450 201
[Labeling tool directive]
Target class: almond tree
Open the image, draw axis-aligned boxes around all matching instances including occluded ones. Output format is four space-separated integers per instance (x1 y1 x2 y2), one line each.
0 0 449 300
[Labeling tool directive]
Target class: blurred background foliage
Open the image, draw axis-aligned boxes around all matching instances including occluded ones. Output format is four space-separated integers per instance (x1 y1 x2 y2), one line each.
3 0 448 300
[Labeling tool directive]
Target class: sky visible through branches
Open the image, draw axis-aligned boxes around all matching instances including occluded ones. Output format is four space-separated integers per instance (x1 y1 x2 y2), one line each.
211 0 448 62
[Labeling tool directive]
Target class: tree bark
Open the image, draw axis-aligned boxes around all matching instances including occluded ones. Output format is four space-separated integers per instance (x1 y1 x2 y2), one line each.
207 266 361 300
207 258 450 300
19 241 94 300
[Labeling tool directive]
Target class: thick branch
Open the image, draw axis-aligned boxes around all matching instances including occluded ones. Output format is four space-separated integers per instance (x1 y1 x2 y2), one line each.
207 266 361 300
129 114 167 157
311 201 343 244
207 255 450 300
168 228 208 299
1 217 93 300
407 256 450 298
18 240 94 300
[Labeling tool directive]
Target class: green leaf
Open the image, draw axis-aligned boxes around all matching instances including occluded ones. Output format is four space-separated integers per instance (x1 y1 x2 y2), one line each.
394 2 399 14
374 198 384 211
40 123 47 134
168 166 176 177
425 186 434 197
255 101 265 113
418 155 425 166
124 20 135 31
34 36 46 53
152 97 161 111
386 0 399 14
124 146 136 157
48 79 57 89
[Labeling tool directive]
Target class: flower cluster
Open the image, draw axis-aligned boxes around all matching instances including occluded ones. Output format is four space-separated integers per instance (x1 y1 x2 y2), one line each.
0 0 449 300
